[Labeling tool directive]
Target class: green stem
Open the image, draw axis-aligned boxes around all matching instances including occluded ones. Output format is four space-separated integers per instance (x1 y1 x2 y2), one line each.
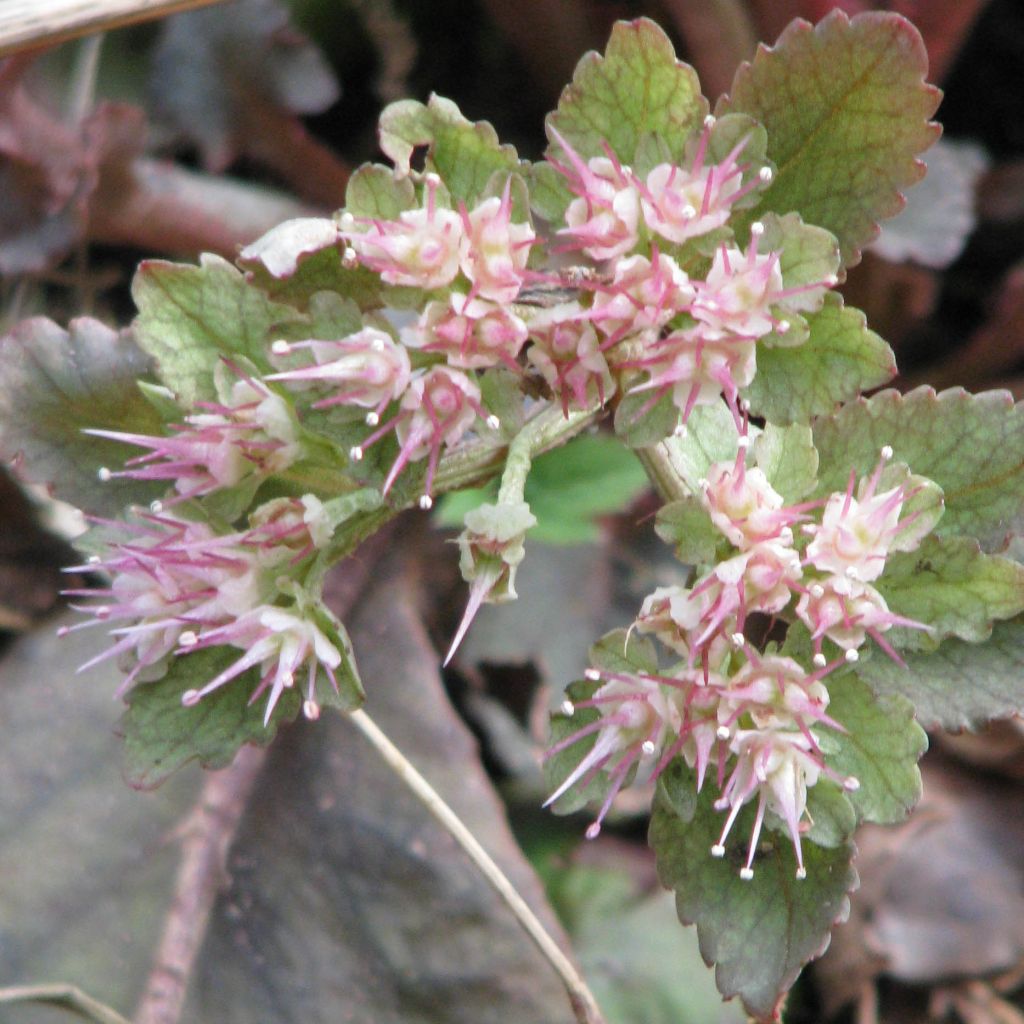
348 708 606 1024
0 983 131 1024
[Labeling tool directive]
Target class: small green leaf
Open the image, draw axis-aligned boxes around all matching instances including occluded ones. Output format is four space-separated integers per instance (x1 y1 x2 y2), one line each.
650 782 857 1020
132 255 306 405
813 387 1024 549
614 389 680 449
344 163 417 219
804 781 857 847
655 497 720 564
818 671 926 825
857 617 1024 730
721 10 941 267
877 535 1024 649
378 95 523 205
654 402 740 492
546 18 707 165
0 317 166 515
590 627 659 676
752 422 818 503
761 212 840 316
122 627 363 789
744 293 895 424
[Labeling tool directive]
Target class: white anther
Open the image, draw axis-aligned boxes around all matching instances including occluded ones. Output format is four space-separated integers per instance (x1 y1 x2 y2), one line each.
845 566 859 580
486 414 500 430
740 399 752 412
282 671 295 687
710 843 726 858
796 867 807 880
881 445 894 460
371 337 386 352
736 435 752 450
844 648 860 663
349 446 363 462
810 583 824 599
697 478 710 491
750 221 765 237
716 725 731 740
419 494 433 510
341 247 358 269
181 689 201 707
57 626 70 637
730 632 745 648
424 172 442 187
641 740 656 757
87 554 101 564
673 423 688 438
758 166 773 183
339 212 355 229
802 524 818 536
739 867 754 880
777 320 791 334
825 274 839 286
271 339 291 356
844 776 861 792
303 699 320 720
97 467 112 482
681 204 697 219
703 114 716 129
93 605 111 620
365 412 380 426
585 823 601 840
584 668 601 681
813 653 827 669
621 165 633 177
179 630 198 648
561 699 575 716
149 500 163 514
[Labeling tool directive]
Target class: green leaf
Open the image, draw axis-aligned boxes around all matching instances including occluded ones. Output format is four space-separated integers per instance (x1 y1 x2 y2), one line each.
743 292 895 424
591 626 659 676
857 617 1024 730
720 10 941 267
877 535 1024 650
760 212 841 322
654 402 740 492
132 255 306 405
344 162 417 218
0 317 166 515
546 18 707 165
654 497 720 564
818 671 926 825
813 388 1024 548
378 94 523 205
804 781 857 847
752 422 819 503
614 389 680 449
121 627 363 788
650 781 857 1020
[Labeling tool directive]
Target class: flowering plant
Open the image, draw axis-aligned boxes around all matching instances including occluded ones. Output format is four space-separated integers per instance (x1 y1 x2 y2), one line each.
3 10 1024 1022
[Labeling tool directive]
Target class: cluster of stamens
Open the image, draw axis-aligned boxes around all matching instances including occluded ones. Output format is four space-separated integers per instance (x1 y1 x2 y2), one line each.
546 440 936 879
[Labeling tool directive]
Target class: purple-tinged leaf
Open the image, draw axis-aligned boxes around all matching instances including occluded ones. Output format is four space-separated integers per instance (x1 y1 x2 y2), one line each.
720 11 941 268
0 316 165 515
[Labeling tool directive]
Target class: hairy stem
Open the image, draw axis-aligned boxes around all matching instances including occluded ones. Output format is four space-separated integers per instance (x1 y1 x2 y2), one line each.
0 983 131 1024
348 707 607 1024
132 744 266 1024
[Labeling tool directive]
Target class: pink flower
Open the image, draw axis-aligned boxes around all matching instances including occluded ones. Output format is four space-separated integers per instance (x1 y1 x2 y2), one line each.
548 128 641 261
589 249 694 344
459 182 535 302
266 328 411 422
90 378 299 504
526 302 614 412
351 366 489 503
544 669 683 837
342 174 464 289
638 118 769 245
180 605 344 725
403 293 528 371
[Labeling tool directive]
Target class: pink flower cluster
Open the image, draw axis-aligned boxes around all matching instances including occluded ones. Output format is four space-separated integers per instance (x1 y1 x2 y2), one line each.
546 440 936 878
65 498 346 724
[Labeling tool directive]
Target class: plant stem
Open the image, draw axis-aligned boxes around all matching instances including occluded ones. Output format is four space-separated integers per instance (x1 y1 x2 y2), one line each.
348 707 607 1024
0 983 131 1024
636 439 694 502
133 744 266 1024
